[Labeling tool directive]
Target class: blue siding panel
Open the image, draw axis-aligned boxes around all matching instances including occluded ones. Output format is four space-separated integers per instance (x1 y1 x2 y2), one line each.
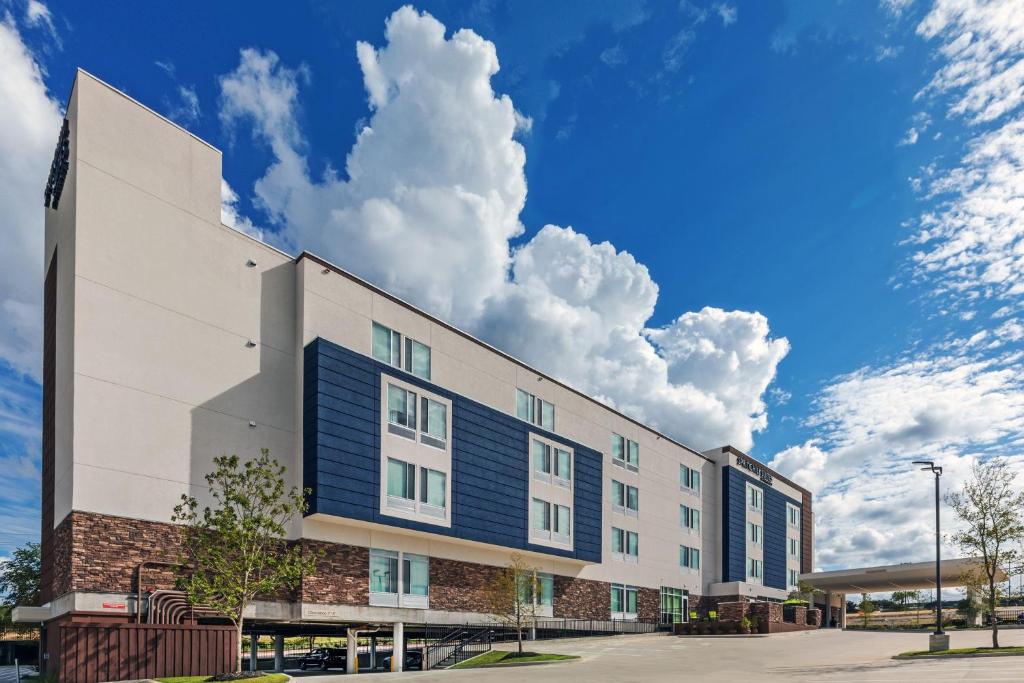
763 488 789 590
303 337 603 562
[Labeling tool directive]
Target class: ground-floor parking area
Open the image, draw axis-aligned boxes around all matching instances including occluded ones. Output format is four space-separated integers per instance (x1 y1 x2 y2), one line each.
300 628 1024 682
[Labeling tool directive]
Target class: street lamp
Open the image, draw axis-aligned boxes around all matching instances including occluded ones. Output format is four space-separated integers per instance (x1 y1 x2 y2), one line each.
913 460 943 637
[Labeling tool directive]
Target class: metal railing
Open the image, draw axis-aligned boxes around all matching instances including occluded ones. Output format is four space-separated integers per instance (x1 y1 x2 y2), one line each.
425 628 492 669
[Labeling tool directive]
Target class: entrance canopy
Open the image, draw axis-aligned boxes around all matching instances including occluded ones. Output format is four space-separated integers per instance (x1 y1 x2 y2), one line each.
799 558 1006 593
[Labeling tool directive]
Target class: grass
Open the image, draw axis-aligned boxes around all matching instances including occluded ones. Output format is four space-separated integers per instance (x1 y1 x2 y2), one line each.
155 674 290 683
898 646 1024 658
450 650 579 668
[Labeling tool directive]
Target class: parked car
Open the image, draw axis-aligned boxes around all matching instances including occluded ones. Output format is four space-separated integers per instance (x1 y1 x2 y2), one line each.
298 647 346 671
380 649 423 671
1017 612 1024 625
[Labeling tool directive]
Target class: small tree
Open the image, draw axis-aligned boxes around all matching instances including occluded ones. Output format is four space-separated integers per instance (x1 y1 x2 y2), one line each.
890 590 913 611
0 542 41 636
173 450 316 672
485 554 538 654
947 458 1024 648
859 593 876 628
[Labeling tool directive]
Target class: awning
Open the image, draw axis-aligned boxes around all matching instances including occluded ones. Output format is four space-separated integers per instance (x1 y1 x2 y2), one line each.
799 557 1006 593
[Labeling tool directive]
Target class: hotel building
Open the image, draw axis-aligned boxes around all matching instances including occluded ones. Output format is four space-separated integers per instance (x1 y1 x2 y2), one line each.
26 70 813 674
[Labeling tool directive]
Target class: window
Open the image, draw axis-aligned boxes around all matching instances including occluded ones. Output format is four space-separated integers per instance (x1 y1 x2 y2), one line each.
680 464 701 494
533 439 572 487
370 549 429 608
517 389 554 430
403 553 429 597
386 458 416 508
747 483 764 512
555 448 571 485
611 584 638 617
748 522 763 546
372 322 401 367
680 504 700 532
660 587 685 624
747 558 763 582
405 338 431 380
532 440 552 481
387 384 417 437
612 527 638 562
419 467 447 516
788 504 800 528
420 397 447 449
788 569 799 589
537 573 554 609
679 545 700 571
789 538 799 557
372 322 431 379
612 433 639 471
532 499 571 543
612 480 639 516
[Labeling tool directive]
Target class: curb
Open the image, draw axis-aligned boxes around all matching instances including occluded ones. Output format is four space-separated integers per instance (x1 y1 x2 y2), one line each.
892 652 1024 660
477 658 581 668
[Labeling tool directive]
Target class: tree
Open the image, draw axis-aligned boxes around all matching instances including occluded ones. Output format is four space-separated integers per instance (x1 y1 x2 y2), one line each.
485 553 538 654
859 593 876 628
890 590 914 611
0 542 41 636
946 458 1024 648
173 450 317 672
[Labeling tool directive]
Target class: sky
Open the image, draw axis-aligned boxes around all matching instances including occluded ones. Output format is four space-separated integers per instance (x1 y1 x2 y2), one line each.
1 0 1023 581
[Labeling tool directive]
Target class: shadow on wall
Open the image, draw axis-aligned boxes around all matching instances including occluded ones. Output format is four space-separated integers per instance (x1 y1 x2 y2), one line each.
187 260 300 531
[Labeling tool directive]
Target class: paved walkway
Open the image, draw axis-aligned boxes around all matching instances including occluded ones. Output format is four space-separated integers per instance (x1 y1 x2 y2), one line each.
0 665 36 683
302 628 1024 682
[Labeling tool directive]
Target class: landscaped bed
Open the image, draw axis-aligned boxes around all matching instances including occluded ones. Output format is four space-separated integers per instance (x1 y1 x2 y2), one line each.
155 674 290 683
896 646 1024 658
450 651 579 668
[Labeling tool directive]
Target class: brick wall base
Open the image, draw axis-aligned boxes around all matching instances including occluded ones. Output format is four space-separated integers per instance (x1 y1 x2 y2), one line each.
553 575 609 619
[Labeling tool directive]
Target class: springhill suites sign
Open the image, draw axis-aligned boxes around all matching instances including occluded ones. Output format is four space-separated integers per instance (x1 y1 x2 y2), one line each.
736 457 773 485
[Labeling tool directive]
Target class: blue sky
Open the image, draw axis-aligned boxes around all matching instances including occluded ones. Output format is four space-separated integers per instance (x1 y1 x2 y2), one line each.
2 0 1023 573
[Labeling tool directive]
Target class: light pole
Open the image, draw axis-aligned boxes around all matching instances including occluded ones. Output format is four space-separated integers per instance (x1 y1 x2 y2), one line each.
913 460 943 636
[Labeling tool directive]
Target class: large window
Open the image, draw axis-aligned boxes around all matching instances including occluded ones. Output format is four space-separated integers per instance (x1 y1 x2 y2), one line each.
680 504 700 532
372 322 431 380
611 434 639 472
789 538 799 557
611 584 638 618
386 458 446 517
517 389 555 430
660 587 686 624
679 545 700 572
370 549 429 608
531 499 571 543
747 483 764 512
612 480 639 517
680 464 701 494
747 558 764 583
612 527 639 562
532 440 570 486
387 383 448 448
788 503 800 528
789 569 799 589
518 571 555 616
748 522 763 546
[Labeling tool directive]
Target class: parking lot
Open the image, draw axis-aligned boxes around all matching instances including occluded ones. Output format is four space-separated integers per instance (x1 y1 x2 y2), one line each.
304 628 1024 682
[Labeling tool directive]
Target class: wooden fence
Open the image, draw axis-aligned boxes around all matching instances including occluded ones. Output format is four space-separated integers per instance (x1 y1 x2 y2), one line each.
56 623 237 683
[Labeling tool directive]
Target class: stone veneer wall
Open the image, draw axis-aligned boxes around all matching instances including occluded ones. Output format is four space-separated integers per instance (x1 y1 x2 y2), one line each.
637 587 660 622
300 540 368 605
49 511 638 623
553 575 610 619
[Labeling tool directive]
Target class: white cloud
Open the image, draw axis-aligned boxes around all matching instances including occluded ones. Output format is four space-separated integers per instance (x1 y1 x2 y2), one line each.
714 3 738 27
219 6 789 451
0 13 64 380
880 0 915 18
219 179 262 239
771 347 1024 568
899 127 920 145
600 44 627 67
24 0 58 46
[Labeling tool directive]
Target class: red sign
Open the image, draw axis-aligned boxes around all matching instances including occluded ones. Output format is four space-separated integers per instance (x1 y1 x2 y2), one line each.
101 602 126 610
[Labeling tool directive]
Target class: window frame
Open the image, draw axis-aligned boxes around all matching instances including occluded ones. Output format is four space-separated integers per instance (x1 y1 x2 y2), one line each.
369 548 429 609
372 322 402 368
611 583 638 620
611 526 639 563
747 483 764 512
747 558 764 583
404 337 431 381
517 388 555 431
612 479 639 517
680 504 700 533
748 521 764 546
680 464 701 494
679 544 700 573
787 503 800 528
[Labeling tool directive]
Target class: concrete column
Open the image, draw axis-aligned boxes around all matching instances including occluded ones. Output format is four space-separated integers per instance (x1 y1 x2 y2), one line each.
346 630 358 675
249 634 258 671
825 592 833 628
370 636 377 672
392 622 405 672
273 634 284 672
839 594 847 629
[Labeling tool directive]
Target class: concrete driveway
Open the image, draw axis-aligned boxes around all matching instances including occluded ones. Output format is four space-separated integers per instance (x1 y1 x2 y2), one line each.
309 628 1024 682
